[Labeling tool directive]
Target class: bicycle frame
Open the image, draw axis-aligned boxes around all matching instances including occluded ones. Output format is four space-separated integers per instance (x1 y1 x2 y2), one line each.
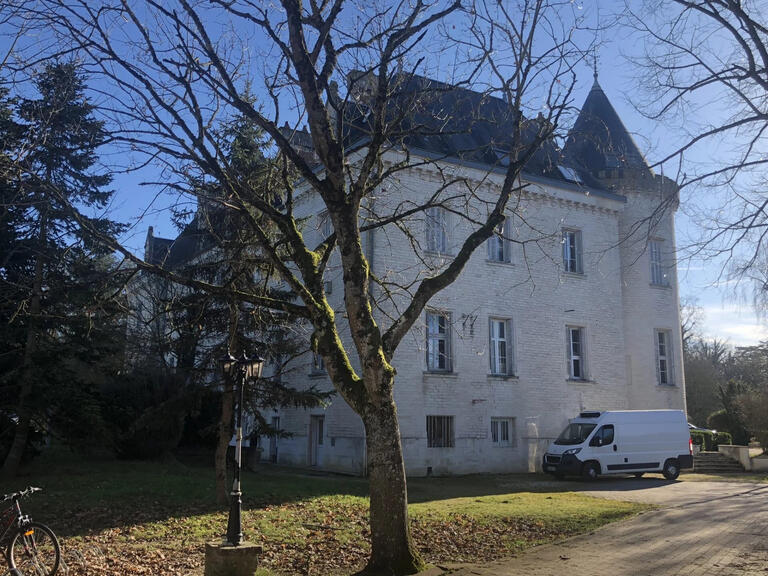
0 500 23 545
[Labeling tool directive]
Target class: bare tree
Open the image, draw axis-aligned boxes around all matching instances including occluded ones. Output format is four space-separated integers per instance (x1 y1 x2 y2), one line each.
627 1 768 308
9 1 589 572
680 295 703 354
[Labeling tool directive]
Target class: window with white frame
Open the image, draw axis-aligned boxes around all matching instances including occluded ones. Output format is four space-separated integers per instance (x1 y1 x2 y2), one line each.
426 415 454 447
426 311 452 372
649 239 668 286
425 207 448 254
491 417 516 447
489 318 514 376
562 229 583 274
487 217 511 263
655 329 674 385
567 325 586 380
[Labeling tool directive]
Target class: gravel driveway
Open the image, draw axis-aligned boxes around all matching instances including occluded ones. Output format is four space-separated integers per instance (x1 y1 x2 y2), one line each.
438 478 768 576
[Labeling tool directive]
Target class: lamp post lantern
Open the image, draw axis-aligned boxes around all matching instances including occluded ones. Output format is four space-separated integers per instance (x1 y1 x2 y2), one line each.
221 350 264 547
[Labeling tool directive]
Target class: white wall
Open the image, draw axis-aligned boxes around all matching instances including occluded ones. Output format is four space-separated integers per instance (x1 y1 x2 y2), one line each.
270 156 685 476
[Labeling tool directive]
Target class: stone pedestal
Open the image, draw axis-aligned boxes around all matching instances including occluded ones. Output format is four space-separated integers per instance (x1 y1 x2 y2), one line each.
204 541 262 576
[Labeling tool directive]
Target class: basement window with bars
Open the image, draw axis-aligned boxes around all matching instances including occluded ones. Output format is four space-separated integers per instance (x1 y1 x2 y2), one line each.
426 415 454 448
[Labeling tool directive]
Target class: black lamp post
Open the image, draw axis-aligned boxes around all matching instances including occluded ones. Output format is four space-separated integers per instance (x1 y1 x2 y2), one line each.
221 350 264 547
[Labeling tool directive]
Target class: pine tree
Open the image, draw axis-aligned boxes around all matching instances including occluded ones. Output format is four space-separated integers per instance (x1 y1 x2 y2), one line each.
0 62 125 476
123 113 331 501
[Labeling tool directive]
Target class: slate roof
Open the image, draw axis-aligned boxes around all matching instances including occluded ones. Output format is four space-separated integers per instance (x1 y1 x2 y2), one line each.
341 72 607 190
563 75 652 176
144 228 174 266
150 73 646 266
144 218 217 269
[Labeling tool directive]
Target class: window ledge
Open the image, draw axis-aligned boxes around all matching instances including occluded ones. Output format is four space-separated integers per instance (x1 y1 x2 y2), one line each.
650 282 671 290
423 371 458 379
487 374 518 381
561 271 586 279
567 378 595 384
657 383 678 388
485 259 514 267
425 250 454 259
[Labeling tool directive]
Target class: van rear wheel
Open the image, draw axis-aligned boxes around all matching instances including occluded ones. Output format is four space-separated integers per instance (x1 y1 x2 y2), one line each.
662 459 680 481
582 461 600 481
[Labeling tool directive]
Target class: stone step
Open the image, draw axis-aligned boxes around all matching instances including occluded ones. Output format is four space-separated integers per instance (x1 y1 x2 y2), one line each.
693 451 745 473
694 464 744 471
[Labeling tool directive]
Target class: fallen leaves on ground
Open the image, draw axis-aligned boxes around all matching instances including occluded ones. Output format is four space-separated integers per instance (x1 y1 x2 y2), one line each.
54 500 577 576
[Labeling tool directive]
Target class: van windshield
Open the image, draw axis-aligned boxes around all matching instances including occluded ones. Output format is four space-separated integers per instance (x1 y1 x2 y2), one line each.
554 423 596 445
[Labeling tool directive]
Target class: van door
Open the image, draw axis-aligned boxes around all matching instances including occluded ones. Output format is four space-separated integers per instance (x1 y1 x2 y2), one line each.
589 424 622 472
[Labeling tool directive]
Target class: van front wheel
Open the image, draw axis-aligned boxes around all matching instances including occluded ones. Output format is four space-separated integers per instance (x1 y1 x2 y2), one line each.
582 461 600 481
662 459 680 481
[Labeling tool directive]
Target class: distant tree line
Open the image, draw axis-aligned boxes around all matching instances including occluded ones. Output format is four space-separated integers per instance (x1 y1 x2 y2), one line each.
682 300 768 451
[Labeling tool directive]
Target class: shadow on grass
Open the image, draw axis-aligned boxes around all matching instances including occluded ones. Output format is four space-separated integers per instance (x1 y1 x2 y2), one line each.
0 449 714 539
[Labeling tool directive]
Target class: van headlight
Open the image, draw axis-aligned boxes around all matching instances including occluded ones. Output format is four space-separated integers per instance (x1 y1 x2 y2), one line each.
563 448 581 455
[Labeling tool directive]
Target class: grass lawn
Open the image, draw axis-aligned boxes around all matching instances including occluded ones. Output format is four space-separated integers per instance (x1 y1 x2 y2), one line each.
0 452 649 575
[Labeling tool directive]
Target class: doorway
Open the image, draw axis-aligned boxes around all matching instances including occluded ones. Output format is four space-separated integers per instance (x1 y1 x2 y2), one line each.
309 415 325 467
269 416 279 463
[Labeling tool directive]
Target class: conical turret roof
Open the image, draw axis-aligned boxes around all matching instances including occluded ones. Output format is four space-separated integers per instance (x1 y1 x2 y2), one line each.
564 75 651 175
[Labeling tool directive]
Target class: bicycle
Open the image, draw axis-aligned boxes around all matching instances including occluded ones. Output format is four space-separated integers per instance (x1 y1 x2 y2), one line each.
0 487 60 576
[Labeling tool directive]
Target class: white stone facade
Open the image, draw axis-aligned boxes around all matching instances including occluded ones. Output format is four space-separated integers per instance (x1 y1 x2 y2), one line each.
261 152 687 476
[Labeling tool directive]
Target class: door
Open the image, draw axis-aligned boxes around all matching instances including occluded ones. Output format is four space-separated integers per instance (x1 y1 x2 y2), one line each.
269 416 279 463
310 415 325 467
589 424 623 472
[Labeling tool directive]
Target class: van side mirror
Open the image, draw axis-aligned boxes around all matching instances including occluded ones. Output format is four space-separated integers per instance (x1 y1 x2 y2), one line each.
589 436 602 447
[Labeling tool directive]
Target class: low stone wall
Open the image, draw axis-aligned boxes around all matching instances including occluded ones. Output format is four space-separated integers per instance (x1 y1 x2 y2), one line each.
718 444 768 472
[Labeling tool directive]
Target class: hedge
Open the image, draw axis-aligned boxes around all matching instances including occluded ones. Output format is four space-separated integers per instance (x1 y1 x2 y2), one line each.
690 429 733 451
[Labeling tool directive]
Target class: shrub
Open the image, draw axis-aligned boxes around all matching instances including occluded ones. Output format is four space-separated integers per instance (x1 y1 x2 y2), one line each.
714 431 733 446
690 429 715 451
101 368 195 459
736 390 768 452
707 408 750 445
706 409 730 432
690 429 733 450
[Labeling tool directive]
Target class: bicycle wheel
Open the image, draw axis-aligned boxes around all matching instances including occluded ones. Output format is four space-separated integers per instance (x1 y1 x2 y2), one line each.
8 522 60 576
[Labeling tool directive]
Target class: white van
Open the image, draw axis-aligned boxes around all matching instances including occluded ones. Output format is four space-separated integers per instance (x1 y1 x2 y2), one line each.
542 410 693 480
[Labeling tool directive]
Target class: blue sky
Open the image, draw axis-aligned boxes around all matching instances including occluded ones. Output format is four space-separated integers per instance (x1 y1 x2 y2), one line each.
94 2 766 348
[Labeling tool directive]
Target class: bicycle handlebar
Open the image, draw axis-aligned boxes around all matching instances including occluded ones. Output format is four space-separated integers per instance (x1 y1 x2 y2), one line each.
2 486 41 502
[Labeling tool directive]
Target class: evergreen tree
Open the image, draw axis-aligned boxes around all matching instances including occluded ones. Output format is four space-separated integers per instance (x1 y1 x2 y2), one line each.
0 62 125 476
123 114 330 500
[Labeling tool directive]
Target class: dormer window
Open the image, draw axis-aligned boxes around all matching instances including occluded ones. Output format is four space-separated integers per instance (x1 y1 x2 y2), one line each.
493 148 510 167
558 165 583 184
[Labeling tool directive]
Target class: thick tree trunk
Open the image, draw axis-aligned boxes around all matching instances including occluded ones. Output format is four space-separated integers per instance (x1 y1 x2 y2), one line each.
362 396 424 575
215 379 234 506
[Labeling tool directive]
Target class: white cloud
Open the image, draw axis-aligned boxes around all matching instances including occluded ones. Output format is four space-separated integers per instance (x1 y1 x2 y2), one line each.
699 304 768 346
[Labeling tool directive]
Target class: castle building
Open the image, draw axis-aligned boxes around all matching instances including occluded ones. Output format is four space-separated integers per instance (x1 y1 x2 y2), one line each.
268 74 686 475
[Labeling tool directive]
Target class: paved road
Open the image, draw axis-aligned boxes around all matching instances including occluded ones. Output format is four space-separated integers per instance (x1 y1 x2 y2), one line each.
439 478 768 576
